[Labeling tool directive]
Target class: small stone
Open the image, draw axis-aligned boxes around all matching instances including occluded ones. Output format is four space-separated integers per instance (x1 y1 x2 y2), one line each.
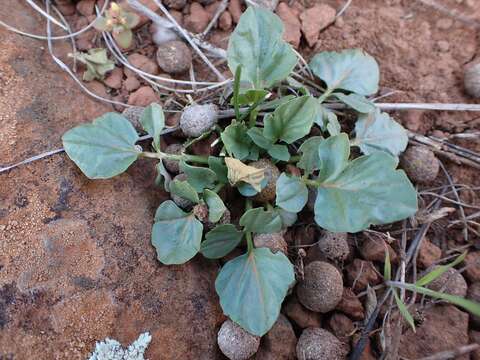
335 288 364 320
127 53 159 75
417 238 442 269
164 0 187 10
470 330 480 360
180 103 218 137
463 251 480 282
104 67 123 89
56 3 76 15
254 314 296 360
122 106 144 131
464 61 480 98
219 11 233 31
346 259 381 292
217 319 260 360
427 267 467 297
401 110 425 132
328 312 354 342
436 18 453 30
360 236 397 263
156 41 192 74
250 159 280 203
185 3 211 33
254 232 288 255
400 145 440 184
318 231 350 262
437 40 450 52
127 86 158 107
276 3 302 48
163 143 183 174
228 0 242 23
297 261 343 313
76 0 95 16
296 327 348 360
123 76 141 92
300 4 336 47
283 295 322 329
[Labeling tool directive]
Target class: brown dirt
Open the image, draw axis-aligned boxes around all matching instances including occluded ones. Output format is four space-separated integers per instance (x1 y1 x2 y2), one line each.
1 0 480 359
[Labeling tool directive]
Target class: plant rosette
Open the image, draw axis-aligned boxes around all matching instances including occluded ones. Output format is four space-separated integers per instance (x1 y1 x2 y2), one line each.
63 7 426 337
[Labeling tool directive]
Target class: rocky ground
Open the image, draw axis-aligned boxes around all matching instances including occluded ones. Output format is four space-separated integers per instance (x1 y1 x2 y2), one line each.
1 0 480 359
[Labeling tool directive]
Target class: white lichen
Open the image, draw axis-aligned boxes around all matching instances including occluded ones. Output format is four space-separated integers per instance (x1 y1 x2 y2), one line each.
88 332 152 360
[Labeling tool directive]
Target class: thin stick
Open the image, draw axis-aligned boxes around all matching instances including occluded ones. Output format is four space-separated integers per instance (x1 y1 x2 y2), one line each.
201 0 229 37
336 0 353 18
377 102 480 111
416 0 480 29
416 344 480 360
26 0 68 30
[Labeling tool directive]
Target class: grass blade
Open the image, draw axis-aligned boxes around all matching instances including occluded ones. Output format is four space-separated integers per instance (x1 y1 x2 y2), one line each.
393 289 415 332
384 249 391 281
416 251 467 287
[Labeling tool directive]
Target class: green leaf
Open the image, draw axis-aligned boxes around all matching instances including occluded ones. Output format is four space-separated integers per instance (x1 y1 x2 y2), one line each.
227 7 297 89
333 93 376 113
273 207 298 228
247 127 274 149
215 248 295 336
392 282 480 318
416 252 467 287
317 133 350 182
240 208 282 234
384 250 391 281
155 161 171 191
393 290 415 332
221 122 254 160
208 156 228 184
298 136 322 174
200 224 244 259
275 173 308 213
313 135 417 232
267 145 290 162
140 103 164 151
152 200 203 264
237 179 267 197
326 114 341 136
180 161 217 192
113 29 133 48
62 112 140 179
263 96 317 144
234 89 270 106
310 49 380 96
203 189 227 223
258 95 295 111
169 180 200 204
354 110 408 157
93 16 109 31
124 12 140 29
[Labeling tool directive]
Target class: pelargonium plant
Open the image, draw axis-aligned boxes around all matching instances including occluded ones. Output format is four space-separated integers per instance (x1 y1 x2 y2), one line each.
62 7 418 336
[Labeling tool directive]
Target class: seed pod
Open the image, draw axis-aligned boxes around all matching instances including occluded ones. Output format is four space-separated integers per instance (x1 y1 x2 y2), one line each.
400 145 440 184
180 104 218 137
249 159 280 203
217 319 260 360
318 231 350 262
464 61 480 98
296 327 348 360
156 40 192 74
297 261 343 313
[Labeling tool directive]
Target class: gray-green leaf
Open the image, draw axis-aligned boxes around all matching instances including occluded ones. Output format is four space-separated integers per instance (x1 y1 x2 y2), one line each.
354 110 408 157
169 179 200 203
333 93 376 113
314 135 417 232
201 224 244 259
310 49 380 96
152 200 203 264
227 7 297 89
240 208 282 234
140 103 164 151
276 173 308 213
298 136 322 174
215 248 295 336
208 156 228 184
180 161 217 192
62 112 140 179
263 96 317 144
317 133 350 182
221 122 254 160
203 189 227 223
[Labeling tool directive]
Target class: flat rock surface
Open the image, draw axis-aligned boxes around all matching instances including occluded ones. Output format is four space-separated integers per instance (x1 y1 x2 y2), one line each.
0 3 223 359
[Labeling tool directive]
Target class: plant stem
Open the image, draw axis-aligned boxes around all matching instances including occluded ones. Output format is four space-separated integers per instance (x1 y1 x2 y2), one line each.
318 87 334 103
140 151 209 164
303 178 319 188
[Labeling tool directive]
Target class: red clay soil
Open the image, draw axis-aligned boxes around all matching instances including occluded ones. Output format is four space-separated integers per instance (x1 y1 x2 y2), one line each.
0 0 479 359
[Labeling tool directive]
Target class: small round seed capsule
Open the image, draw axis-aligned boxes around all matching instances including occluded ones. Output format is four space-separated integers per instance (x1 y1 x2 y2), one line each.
180 104 218 137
